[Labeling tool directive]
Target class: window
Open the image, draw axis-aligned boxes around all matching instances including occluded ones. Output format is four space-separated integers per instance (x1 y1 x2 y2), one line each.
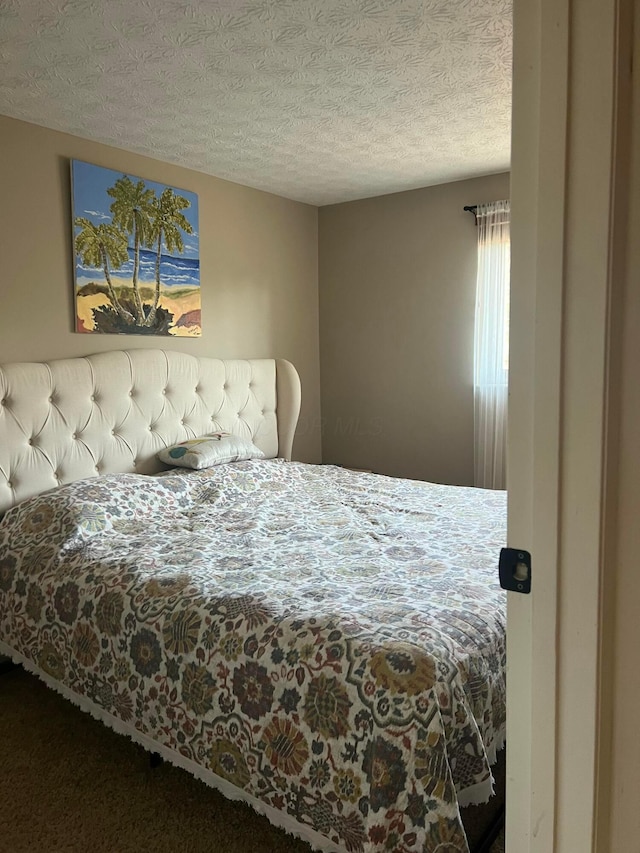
473 200 511 490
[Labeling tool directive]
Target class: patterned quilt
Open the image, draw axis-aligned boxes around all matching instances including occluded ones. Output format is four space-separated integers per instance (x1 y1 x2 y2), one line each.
0 460 506 853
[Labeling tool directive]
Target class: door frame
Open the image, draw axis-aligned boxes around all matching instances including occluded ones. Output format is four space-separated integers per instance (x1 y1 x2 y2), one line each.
508 0 633 849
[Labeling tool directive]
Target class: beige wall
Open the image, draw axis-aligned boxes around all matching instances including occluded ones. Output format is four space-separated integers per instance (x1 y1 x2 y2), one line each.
318 172 510 484
0 115 321 463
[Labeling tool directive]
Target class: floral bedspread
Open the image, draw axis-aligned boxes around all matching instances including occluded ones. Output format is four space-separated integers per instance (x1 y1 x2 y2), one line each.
0 460 506 853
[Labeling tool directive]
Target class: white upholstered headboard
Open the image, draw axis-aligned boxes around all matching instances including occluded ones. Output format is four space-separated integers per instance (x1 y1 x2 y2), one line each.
0 350 301 515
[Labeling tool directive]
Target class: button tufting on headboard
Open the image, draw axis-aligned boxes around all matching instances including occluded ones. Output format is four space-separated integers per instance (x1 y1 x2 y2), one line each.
0 350 300 515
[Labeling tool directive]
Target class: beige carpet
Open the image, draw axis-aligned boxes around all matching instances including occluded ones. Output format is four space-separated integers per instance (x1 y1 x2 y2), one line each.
0 667 504 853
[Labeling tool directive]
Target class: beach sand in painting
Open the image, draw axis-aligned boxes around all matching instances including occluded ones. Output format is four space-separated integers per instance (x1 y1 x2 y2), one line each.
76 278 201 336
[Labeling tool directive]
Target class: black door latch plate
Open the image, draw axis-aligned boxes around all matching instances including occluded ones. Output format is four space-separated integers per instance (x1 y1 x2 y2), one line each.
499 547 532 594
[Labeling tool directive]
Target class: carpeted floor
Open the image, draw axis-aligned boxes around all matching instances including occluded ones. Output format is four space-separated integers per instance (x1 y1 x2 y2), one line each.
0 667 504 853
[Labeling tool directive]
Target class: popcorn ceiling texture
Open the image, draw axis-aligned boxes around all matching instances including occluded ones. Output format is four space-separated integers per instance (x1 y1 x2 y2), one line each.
0 0 511 205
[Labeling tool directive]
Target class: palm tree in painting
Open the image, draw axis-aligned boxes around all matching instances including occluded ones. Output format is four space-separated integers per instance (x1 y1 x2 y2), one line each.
145 187 193 327
74 218 135 323
107 176 156 323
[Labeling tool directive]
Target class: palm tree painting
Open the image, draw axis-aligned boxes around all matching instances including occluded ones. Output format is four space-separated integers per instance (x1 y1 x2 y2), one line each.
71 160 200 336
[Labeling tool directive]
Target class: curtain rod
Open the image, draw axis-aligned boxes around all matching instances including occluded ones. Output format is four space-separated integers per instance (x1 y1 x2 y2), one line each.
464 205 478 224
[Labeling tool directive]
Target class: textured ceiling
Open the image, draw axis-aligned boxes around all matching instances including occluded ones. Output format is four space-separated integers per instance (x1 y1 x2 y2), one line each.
0 0 511 206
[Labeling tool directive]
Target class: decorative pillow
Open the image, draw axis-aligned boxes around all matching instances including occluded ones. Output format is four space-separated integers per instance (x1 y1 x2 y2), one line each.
157 433 265 470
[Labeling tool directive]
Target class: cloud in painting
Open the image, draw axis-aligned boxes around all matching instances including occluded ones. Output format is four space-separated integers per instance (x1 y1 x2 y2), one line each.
84 208 110 220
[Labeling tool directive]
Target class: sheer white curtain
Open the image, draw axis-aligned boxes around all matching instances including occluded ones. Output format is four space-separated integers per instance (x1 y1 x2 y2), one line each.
473 200 510 490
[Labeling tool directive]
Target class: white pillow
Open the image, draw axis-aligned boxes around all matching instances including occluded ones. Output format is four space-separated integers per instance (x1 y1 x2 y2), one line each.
157 433 265 470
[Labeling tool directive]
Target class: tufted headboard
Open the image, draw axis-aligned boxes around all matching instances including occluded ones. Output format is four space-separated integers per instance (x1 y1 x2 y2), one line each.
0 349 301 515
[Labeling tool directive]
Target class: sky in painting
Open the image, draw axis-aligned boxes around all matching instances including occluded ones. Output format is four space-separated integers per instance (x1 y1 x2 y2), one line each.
71 160 199 259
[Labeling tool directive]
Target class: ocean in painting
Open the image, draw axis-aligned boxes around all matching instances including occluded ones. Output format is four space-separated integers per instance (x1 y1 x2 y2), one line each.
76 247 200 288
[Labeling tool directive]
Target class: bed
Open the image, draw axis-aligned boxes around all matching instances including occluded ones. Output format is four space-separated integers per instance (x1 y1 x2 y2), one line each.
0 349 506 853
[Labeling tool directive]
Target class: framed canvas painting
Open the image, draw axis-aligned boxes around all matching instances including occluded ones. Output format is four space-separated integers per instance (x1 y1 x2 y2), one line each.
71 160 201 336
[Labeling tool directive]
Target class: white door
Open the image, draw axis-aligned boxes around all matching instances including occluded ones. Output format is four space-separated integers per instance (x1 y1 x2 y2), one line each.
507 0 635 849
